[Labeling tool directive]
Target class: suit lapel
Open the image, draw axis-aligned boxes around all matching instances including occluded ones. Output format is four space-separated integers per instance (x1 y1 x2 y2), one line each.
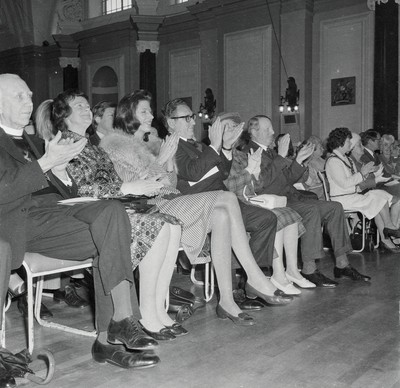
0 127 27 164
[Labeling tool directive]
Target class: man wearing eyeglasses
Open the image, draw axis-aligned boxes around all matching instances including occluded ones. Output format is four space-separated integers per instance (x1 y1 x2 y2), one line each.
163 99 278 296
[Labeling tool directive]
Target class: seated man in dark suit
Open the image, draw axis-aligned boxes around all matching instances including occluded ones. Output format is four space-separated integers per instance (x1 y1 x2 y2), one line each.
239 114 370 286
360 130 382 167
0 73 159 370
162 99 283 307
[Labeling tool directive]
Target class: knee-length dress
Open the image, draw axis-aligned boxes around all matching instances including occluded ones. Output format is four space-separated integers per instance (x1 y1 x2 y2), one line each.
62 130 181 269
326 150 392 219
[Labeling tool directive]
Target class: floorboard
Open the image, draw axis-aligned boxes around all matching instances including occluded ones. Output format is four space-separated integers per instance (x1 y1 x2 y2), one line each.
4 248 400 388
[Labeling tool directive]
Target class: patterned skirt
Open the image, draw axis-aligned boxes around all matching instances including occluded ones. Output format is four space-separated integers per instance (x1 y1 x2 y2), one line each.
151 191 222 264
272 207 306 237
125 209 182 270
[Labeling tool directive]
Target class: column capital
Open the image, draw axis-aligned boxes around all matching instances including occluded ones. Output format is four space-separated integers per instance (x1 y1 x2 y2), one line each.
59 57 81 69
136 40 160 54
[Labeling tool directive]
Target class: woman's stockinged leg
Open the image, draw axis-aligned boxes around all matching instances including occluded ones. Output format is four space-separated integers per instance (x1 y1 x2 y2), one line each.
271 230 290 285
214 192 277 295
155 224 182 327
210 205 242 316
282 223 303 280
138 224 172 332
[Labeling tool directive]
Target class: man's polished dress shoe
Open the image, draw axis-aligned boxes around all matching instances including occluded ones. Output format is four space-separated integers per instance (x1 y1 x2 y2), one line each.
53 284 89 308
333 265 371 281
17 294 53 320
301 270 338 288
139 323 176 341
92 340 159 369
216 304 255 326
165 323 189 336
245 283 292 305
239 298 265 311
233 289 265 311
107 316 158 350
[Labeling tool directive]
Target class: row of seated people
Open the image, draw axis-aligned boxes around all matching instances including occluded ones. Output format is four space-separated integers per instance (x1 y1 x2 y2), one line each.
279 129 400 252
0 73 374 384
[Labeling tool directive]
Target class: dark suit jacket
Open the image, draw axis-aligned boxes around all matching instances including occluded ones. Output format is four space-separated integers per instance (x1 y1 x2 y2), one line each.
0 129 75 267
176 139 232 194
360 148 391 179
242 140 306 200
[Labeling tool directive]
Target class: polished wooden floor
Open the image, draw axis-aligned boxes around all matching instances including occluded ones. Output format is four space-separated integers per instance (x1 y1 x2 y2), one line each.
5 248 400 388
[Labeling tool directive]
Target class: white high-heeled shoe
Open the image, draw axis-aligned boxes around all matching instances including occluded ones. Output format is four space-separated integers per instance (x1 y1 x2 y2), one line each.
285 272 316 288
270 276 301 295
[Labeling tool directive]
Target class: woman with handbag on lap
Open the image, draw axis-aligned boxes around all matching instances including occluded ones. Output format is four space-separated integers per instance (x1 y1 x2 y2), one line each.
325 127 400 252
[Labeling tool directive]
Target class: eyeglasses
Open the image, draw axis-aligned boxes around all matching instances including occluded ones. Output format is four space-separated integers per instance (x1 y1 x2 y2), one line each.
170 113 196 122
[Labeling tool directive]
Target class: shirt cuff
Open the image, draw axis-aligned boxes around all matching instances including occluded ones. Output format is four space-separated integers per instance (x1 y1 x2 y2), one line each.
209 145 220 155
59 174 73 187
221 148 232 160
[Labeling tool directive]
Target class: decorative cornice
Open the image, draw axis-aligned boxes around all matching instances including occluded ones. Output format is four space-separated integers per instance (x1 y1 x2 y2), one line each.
136 40 160 54
59 56 81 69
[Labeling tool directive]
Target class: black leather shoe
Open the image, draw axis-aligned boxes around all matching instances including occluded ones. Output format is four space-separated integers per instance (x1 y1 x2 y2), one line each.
334 265 371 281
17 294 53 320
383 227 400 239
216 304 255 326
92 340 159 369
53 285 89 308
245 283 292 305
165 323 189 336
0 372 15 388
139 323 176 341
107 316 158 350
301 270 338 288
239 298 265 311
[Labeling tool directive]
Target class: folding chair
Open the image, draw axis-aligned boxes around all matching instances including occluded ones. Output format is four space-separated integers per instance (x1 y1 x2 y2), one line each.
22 253 96 354
317 171 379 253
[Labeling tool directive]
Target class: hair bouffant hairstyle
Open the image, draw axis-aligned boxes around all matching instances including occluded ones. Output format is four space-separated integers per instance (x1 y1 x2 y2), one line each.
52 89 88 132
114 90 152 134
326 127 352 153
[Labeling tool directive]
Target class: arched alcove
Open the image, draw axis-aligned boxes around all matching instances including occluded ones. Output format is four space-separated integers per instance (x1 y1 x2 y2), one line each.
91 66 119 106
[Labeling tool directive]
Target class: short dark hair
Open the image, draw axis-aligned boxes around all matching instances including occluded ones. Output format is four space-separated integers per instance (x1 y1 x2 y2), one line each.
162 98 189 127
91 101 117 130
114 89 152 134
52 89 88 132
326 127 352 152
360 129 380 146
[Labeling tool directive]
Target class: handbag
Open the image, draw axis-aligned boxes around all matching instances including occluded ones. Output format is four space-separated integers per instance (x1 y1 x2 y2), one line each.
349 221 375 252
243 185 287 209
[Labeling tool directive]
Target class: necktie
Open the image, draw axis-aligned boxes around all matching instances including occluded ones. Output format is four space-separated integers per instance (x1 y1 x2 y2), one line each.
187 139 202 151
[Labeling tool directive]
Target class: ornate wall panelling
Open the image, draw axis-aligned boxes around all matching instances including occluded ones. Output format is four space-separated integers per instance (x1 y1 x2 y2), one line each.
169 47 202 139
318 12 373 139
224 26 272 123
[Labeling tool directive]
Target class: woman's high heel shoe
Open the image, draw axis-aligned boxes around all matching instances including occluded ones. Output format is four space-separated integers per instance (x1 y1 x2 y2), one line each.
383 227 400 239
216 304 255 326
245 283 292 305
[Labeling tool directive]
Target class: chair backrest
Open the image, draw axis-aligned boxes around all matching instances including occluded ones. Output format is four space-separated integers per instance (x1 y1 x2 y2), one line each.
317 171 331 201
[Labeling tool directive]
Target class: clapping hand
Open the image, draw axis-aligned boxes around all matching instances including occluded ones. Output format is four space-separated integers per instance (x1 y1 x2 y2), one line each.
277 134 291 158
247 148 262 176
209 117 224 151
39 131 87 173
158 132 179 165
296 142 314 164
361 161 376 177
222 122 244 150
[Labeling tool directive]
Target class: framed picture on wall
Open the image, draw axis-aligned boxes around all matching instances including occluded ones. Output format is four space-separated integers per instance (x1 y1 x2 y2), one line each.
331 76 355 106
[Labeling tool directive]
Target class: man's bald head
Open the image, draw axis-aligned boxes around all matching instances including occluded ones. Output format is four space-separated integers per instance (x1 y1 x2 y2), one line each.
0 74 33 130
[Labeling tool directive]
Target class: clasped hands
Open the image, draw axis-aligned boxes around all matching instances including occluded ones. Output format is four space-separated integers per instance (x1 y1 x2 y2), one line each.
209 117 244 152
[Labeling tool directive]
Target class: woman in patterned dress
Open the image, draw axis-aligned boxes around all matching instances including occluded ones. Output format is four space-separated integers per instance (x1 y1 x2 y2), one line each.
36 92 186 339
